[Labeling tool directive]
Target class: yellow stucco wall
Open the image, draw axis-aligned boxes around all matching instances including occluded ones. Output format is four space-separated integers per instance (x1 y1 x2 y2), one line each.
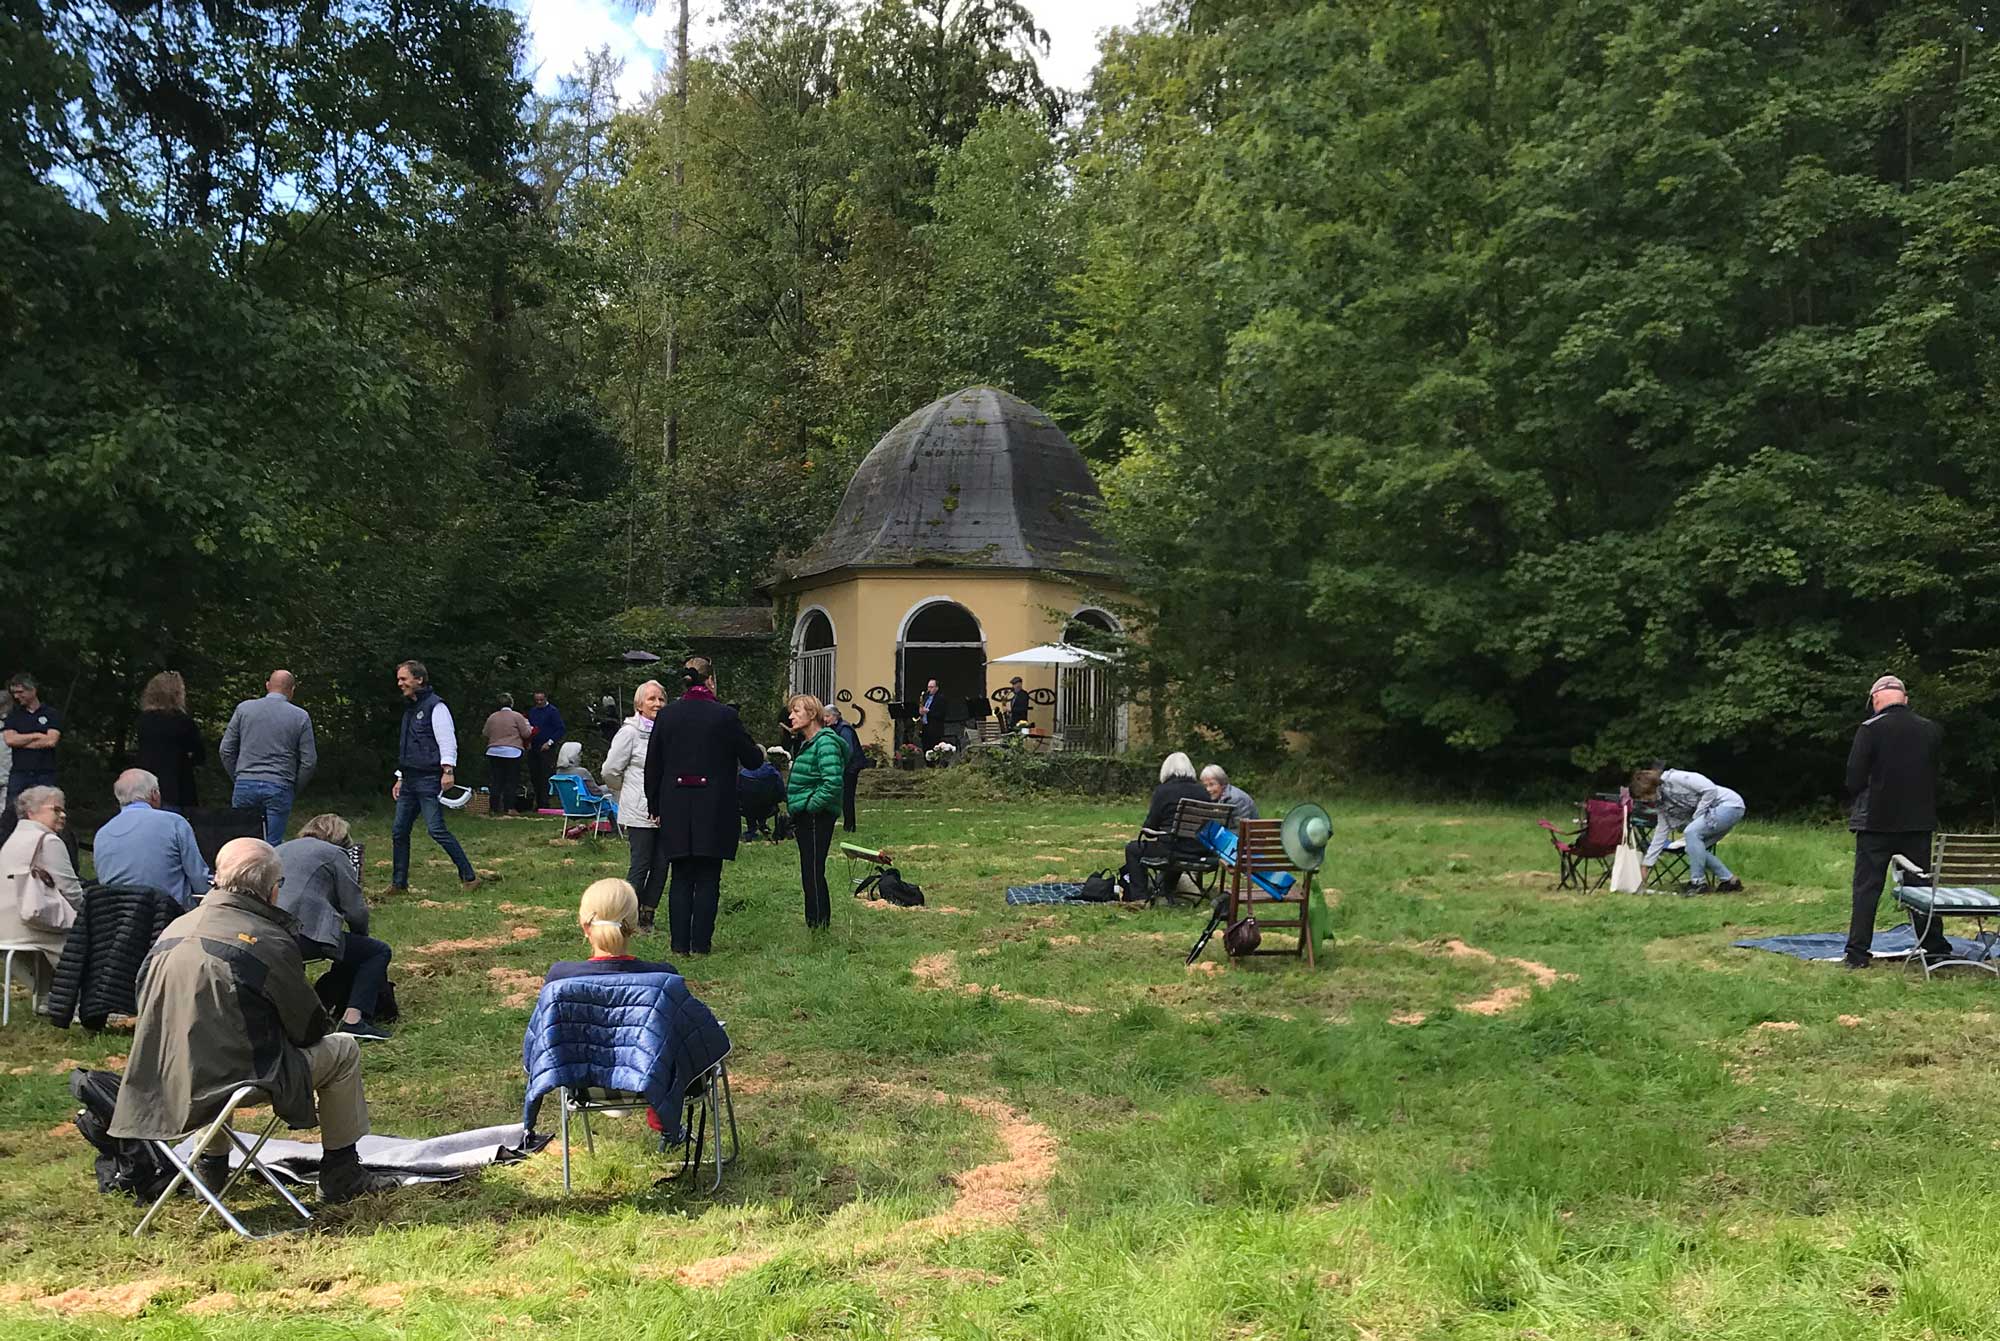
786 571 1127 751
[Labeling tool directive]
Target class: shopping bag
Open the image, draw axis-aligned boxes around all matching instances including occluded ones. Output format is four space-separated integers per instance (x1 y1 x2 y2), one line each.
1610 842 1644 894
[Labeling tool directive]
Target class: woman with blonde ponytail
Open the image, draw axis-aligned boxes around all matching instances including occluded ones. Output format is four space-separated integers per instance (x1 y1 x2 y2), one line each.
545 878 680 981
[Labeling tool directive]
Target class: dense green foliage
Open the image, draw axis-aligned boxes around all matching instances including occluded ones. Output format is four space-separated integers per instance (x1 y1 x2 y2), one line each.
10 0 2000 807
1063 1 2000 809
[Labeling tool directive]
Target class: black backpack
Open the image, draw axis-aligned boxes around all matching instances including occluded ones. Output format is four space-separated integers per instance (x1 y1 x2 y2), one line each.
856 867 925 907
1076 870 1118 902
69 1068 177 1201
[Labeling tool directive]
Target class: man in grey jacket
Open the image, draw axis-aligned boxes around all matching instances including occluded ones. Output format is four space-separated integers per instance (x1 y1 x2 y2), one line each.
220 669 318 846
110 838 398 1203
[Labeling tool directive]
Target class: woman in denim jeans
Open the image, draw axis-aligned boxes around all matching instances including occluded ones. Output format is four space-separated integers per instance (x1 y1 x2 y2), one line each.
1631 766 1746 894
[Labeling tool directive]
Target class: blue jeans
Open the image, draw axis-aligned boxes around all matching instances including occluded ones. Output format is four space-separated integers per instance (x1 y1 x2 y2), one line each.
1684 802 1743 884
392 771 475 886
231 778 295 846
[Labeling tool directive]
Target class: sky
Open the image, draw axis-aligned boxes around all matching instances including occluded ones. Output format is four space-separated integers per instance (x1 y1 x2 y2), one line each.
512 0 1146 106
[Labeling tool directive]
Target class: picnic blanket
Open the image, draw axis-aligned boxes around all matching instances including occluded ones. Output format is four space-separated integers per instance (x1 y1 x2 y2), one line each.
1732 925 1998 962
1006 882 1088 906
174 1123 553 1186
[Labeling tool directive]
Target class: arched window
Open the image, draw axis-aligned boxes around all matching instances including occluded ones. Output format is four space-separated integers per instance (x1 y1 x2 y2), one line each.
1057 607 1123 753
790 607 836 702
896 599 986 744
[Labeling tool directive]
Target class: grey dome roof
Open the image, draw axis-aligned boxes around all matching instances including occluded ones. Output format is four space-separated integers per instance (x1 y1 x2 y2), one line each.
788 387 1121 582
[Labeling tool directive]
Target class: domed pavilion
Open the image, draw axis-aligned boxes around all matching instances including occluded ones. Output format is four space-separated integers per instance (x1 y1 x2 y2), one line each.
775 386 1131 753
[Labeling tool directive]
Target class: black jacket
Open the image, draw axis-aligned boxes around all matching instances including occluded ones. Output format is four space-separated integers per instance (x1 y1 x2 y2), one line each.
644 695 763 861
46 885 184 1029
135 710 205 809
1845 702 1942 833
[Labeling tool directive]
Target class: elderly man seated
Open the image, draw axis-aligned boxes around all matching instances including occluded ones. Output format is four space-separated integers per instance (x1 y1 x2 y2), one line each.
1201 764 1259 824
109 838 399 1203
277 814 392 1041
92 768 210 908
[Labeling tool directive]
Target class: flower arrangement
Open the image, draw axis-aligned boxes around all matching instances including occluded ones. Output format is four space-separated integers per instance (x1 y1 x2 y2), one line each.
924 742 958 766
896 742 922 770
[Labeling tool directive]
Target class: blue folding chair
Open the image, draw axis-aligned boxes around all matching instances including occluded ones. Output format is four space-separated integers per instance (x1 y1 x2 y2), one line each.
550 774 616 841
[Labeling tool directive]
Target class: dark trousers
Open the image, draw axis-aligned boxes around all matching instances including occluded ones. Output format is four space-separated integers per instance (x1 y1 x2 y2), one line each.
487 754 521 815
305 933 393 1019
667 856 724 954
841 772 859 831
529 746 555 807
391 771 475 885
795 809 835 929
626 825 668 913
1849 829 1950 964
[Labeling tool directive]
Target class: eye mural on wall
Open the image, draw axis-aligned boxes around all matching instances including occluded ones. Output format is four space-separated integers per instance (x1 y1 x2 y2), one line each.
864 686 892 704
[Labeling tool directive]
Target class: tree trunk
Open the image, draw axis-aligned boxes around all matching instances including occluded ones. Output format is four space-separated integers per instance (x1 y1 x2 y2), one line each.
663 0 690 464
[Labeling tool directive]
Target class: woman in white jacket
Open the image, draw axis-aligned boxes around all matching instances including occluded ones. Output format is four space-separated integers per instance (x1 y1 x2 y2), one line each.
601 681 668 931
0 785 83 1000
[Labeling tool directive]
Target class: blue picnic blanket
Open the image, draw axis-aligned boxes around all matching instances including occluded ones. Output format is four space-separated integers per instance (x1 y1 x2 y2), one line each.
1732 925 1998 961
1007 882 1088 906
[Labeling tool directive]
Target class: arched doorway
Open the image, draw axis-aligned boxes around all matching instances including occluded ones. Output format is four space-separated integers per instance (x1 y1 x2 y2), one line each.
897 599 986 747
790 607 836 703
1058 608 1123 753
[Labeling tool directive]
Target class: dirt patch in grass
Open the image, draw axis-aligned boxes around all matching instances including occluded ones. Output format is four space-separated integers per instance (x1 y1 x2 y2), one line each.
867 1085 1058 1241
414 899 467 910
668 1250 775 1288
34 1277 175 1317
1753 1021 1802 1034
858 898 972 916
497 902 565 919
1494 870 1556 888
911 951 1096 1014
487 966 545 1008
414 926 542 955
180 1291 237 1316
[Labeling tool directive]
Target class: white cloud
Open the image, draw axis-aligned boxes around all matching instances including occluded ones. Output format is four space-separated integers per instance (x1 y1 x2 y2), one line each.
516 0 1144 106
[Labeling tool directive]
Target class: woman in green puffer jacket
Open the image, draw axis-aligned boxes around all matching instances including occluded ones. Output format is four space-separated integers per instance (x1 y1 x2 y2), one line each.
785 694 847 930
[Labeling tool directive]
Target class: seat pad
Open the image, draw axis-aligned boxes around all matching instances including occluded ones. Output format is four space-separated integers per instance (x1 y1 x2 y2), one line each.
1896 884 2000 914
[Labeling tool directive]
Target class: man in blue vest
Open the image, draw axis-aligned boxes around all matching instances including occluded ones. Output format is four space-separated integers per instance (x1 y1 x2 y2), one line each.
388 660 477 894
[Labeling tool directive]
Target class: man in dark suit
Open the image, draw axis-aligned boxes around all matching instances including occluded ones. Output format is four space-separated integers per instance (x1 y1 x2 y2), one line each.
643 658 763 953
916 678 941 750
1844 673 1954 969
1004 676 1032 731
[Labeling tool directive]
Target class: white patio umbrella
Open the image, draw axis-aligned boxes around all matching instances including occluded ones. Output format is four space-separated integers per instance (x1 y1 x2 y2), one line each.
986 642 1109 667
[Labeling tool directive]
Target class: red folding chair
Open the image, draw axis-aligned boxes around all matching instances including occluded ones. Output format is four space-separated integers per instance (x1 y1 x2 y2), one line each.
1538 798 1625 891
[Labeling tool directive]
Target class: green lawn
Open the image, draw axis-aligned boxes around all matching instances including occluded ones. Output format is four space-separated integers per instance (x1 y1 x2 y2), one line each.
3 786 1998 1339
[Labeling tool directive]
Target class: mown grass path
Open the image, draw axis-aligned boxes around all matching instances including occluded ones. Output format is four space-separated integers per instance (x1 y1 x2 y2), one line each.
3 792 1997 1338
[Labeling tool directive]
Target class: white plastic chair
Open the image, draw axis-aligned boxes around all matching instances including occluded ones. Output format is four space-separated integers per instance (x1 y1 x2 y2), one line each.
0 944 49 1025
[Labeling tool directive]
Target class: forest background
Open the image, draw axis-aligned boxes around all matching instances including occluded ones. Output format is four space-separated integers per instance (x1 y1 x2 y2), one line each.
6 0 2000 813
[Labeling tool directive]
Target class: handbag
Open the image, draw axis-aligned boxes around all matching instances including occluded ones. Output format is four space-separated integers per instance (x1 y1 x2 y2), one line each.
19 833 77 931
1610 840 1644 894
1223 914 1261 957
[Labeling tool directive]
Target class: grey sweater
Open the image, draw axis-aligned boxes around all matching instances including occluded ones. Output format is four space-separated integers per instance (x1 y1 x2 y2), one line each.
219 692 317 789
274 837 367 950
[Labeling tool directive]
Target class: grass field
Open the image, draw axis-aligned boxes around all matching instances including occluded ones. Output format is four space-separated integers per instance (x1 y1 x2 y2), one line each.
3 782 1999 1339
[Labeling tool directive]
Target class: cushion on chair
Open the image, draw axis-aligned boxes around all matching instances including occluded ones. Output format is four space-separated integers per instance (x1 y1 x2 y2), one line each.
1895 884 2000 915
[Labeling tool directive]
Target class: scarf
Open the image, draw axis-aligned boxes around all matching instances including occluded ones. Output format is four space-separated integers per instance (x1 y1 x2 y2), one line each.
682 683 717 702
636 714 655 735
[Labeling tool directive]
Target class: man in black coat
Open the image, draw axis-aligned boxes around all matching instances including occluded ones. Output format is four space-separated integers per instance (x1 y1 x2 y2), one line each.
643 659 762 954
1844 673 1954 969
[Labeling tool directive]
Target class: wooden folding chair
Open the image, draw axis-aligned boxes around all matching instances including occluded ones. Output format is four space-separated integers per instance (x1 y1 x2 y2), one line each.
1221 819 1316 967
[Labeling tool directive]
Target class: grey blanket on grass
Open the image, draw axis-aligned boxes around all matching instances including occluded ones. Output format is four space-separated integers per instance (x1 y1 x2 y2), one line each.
174 1123 551 1185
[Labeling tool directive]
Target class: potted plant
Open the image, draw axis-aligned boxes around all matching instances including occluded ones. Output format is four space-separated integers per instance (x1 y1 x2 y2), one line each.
896 742 922 771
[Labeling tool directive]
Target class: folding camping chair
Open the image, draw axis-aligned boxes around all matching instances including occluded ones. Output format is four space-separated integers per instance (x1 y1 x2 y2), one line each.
1538 798 1625 891
841 841 893 894
551 774 616 841
559 1048 740 1194
132 1084 314 1239
1137 798 1237 906
1891 834 2000 980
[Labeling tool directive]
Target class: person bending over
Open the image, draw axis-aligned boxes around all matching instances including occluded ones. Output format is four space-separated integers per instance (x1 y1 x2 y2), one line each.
739 749 785 840
1630 765 1746 895
278 814 393 1041
109 838 400 1203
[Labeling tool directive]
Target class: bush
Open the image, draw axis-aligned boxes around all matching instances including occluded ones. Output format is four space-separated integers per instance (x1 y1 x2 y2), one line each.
968 744 1156 796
